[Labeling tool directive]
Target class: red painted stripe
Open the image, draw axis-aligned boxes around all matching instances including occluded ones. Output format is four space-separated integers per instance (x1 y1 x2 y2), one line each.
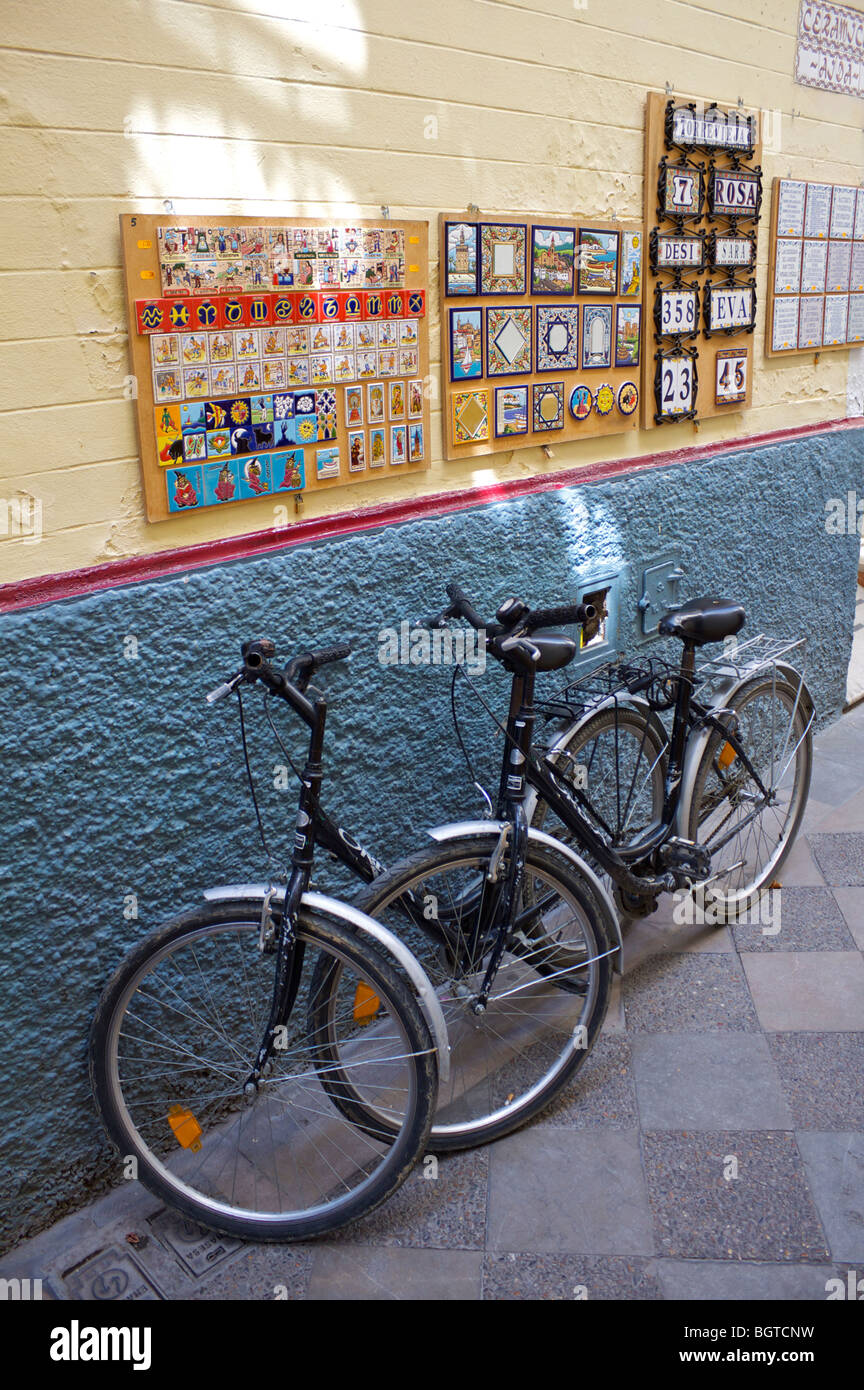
2 415 860 614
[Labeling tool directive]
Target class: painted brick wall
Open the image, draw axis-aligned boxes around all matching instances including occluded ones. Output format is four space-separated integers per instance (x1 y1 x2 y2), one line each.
1 0 864 582
1 426 860 1250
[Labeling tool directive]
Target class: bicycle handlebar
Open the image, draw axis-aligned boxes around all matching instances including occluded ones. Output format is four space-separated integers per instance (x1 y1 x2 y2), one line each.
434 582 596 637
205 639 352 718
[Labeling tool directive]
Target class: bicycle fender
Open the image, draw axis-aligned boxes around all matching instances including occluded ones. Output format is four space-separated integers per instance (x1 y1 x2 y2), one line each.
201 884 451 1081
425 822 623 971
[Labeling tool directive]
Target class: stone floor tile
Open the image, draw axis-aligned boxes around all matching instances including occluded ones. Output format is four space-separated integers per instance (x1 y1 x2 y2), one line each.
657 1258 839 1301
730 887 854 952
623 953 759 1033
307 1246 481 1300
631 1033 792 1131
741 951 864 1031
642 1130 829 1262
329 1148 488 1250
536 1035 638 1130
775 836 826 887
809 834 864 886
482 1251 660 1300
768 1034 864 1129
796 1133 864 1265
487 1129 654 1255
831 888 864 948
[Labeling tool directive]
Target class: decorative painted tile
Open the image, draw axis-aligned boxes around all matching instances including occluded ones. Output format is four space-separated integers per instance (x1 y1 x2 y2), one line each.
615 305 641 367
182 430 207 462
136 298 169 335
445 221 479 296
316 387 337 442
399 348 418 376
261 359 286 391
235 328 260 360
153 368 183 403
383 289 406 317
617 380 639 416
378 348 399 377
407 378 424 419
293 227 317 259
294 413 318 445
363 228 385 257
344 385 364 427
594 382 615 416
180 401 206 433
619 230 642 298
356 349 378 379
581 305 612 368
448 305 483 383
237 360 262 394
286 356 310 386
209 331 235 364
400 319 418 347
293 258 317 290
252 420 275 451
252 394 275 424
272 449 305 492
180 332 209 366
310 354 333 385
333 321 355 352
532 380 564 431
363 260 385 291
316 446 340 479
247 291 273 325
238 454 272 499
452 389 490 443
296 291 321 323
378 320 398 348
369 426 386 467
190 297 223 332
347 430 366 472
367 381 385 424
355 322 376 349
206 427 232 459
229 421 257 456
383 227 404 260
494 384 528 436
273 392 294 421
310 323 333 353
202 459 240 505
341 227 364 257
293 389 316 417
155 403 182 439
408 421 425 462
151 334 180 368
333 351 355 382
578 228 619 295
486 306 532 376
569 383 594 420
221 297 248 329
390 424 407 464
531 225 575 295
204 399 231 431
406 290 426 317
286 326 309 356
480 223 527 294
339 260 364 290
319 288 340 318
166 466 204 512
536 304 579 372
384 258 405 289
272 418 295 447
388 380 406 421
261 326 286 358
272 292 295 322
183 366 210 399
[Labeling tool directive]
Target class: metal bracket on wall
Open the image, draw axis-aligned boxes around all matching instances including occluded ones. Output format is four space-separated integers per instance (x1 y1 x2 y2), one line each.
638 555 686 636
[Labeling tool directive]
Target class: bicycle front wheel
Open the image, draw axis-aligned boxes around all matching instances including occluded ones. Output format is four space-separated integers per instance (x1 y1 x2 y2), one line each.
311 834 615 1151
688 674 813 922
90 902 437 1242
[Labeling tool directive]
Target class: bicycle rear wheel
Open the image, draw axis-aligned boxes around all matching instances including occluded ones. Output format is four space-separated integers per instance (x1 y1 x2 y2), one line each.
688 674 812 922
90 902 436 1241
310 834 615 1151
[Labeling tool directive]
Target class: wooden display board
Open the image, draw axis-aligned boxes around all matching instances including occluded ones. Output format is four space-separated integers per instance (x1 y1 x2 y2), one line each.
764 177 864 357
438 213 644 460
641 92 762 427
120 215 430 522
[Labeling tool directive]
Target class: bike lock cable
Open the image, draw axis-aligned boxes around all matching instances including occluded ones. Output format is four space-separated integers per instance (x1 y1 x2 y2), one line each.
450 663 494 818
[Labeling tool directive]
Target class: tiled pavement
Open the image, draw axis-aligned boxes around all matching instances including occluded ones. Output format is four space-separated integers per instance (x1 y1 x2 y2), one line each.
3 704 864 1302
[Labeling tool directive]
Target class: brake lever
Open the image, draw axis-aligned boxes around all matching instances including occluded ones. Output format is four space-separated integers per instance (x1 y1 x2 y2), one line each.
205 670 245 704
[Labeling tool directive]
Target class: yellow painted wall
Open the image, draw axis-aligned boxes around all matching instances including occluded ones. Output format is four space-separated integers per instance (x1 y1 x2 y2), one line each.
1 0 862 583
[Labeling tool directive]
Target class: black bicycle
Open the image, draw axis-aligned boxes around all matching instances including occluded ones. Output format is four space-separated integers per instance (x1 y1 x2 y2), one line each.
90 640 439 1242
304 583 813 1148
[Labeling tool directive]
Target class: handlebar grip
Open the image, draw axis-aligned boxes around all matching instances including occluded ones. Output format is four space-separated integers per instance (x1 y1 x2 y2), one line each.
444 581 486 631
525 602 596 631
311 643 352 667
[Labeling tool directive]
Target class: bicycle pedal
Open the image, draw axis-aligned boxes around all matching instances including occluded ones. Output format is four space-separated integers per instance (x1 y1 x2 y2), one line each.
657 837 712 881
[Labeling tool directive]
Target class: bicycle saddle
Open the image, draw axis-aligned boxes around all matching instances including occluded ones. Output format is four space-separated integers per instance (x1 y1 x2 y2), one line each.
658 596 745 646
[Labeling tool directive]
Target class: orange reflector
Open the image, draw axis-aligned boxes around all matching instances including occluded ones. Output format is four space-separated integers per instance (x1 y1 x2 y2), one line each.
168 1103 202 1151
353 981 380 1023
718 741 737 769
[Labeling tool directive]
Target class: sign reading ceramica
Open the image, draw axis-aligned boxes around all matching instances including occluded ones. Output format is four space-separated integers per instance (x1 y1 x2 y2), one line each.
796 1 864 97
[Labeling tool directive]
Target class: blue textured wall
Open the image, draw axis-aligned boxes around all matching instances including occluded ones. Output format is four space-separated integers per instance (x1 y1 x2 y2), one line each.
2 428 860 1250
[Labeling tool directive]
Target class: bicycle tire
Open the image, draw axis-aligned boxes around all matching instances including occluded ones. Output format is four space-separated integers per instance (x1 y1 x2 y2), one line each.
309 834 615 1151
90 901 437 1242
